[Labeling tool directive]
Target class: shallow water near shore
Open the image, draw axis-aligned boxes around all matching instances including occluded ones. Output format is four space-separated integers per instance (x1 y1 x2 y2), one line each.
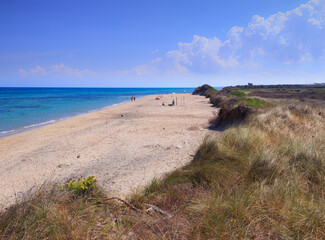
0 87 194 137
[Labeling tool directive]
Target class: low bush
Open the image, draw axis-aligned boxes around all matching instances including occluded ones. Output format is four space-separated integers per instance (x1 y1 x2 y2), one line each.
227 90 248 97
192 84 217 96
210 102 254 127
65 176 97 195
237 97 273 108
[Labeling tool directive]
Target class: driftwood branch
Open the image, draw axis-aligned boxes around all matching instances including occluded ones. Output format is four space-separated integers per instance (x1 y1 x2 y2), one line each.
89 197 172 221
145 203 172 219
102 197 141 212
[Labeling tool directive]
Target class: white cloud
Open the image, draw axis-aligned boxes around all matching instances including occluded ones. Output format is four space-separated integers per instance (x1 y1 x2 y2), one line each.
125 0 325 75
125 35 238 75
29 65 47 75
19 63 96 77
240 0 325 64
151 49 159 54
18 69 27 75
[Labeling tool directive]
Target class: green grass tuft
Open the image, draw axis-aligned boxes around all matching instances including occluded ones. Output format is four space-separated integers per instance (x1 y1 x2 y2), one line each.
237 97 274 108
231 90 248 97
208 87 219 93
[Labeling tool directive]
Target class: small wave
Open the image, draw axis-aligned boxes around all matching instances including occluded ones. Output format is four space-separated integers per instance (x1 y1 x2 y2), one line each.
59 116 71 121
87 109 100 113
103 100 129 109
0 129 16 134
13 105 41 109
23 120 56 129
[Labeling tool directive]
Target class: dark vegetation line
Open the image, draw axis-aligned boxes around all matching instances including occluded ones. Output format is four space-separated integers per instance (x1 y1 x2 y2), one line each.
232 83 325 101
233 83 325 89
1 85 325 239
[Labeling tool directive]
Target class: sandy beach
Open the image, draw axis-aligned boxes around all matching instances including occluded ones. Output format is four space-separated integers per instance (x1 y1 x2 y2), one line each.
0 94 215 208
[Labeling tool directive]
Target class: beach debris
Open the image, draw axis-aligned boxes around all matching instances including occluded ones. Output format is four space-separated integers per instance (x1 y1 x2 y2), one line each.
145 203 172 219
114 218 121 225
94 197 172 220
58 163 70 168
100 197 141 212
188 126 199 131
144 144 161 149
77 154 80 158
121 114 124 117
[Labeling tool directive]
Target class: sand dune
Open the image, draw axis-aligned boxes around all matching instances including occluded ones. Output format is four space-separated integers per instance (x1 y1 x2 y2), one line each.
0 94 215 208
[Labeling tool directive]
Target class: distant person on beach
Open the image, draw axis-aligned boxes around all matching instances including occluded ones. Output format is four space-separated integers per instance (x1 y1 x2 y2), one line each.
134 97 136 101
131 96 133 102
168 99 175 106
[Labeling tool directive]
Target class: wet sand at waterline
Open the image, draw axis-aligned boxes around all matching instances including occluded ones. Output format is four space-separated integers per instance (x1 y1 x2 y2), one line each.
0 94 216 208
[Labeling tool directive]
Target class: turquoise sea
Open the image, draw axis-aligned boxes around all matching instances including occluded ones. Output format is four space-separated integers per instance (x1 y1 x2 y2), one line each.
0 88 195 137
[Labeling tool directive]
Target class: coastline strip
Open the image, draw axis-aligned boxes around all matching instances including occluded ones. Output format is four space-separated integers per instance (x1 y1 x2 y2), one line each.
0 93 215 208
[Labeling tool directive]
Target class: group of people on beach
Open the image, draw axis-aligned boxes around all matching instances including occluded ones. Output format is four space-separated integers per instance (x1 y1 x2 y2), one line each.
162 99 175 107
131 96 136 102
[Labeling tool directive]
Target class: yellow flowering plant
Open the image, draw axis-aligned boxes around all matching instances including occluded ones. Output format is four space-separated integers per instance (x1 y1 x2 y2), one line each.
66 176 97 195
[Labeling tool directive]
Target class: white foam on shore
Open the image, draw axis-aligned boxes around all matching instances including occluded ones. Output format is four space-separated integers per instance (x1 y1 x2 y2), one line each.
0 129 16 134
59 116 71 121
23 120 57 129
0 121 57 138
103 100 129 109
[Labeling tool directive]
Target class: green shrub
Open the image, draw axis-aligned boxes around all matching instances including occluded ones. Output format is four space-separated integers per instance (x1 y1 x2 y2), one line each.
237 97 272 108
65 176 97 195
231 90 248 97
208 88 219 93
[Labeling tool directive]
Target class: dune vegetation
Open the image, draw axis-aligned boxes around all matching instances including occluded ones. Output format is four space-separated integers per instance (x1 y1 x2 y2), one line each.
1 86 325 239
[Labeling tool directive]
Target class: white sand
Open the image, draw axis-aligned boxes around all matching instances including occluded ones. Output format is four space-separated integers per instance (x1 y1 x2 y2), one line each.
0 94 216 208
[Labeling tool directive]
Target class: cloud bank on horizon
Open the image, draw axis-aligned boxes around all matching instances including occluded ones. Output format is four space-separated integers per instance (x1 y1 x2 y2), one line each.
19 63 96 78
19 0 325 85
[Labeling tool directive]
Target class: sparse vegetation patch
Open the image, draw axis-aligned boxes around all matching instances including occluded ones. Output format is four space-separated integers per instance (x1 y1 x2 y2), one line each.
65 176 97 195
236 97 273 108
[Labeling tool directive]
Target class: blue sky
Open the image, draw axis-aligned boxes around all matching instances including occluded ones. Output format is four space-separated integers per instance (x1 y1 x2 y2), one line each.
0 0 324 87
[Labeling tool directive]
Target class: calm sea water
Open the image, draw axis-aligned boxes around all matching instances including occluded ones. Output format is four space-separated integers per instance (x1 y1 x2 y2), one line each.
0 88 195 137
